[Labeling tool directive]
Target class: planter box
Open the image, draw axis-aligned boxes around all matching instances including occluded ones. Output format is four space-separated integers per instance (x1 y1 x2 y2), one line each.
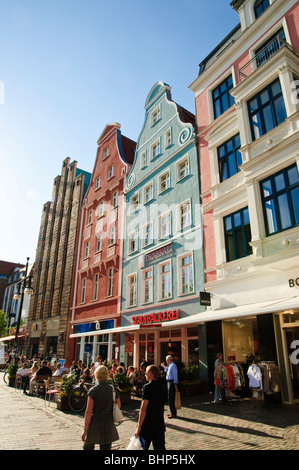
8 376 16 388
119 391 131 404
57 396 70 411
180 383 206 397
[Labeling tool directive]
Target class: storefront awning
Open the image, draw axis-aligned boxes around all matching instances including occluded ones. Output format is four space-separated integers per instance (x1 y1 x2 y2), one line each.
69 324 141 339
0 334 25 343
161 296 299 328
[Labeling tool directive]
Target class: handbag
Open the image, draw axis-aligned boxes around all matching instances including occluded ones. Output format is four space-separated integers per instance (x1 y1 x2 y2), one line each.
113 390 124 423
175 390 181 410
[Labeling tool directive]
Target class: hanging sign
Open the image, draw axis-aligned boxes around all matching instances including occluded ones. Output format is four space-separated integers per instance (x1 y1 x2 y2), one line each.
200 292 211 306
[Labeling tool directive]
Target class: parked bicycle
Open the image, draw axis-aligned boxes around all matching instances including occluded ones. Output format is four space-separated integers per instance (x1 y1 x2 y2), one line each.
68 382 92 413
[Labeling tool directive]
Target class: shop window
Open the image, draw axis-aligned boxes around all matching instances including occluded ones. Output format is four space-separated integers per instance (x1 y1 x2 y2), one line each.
224 207 252 262
260 164 299 235
139 333 155 364
218 133 242 182
247 78 287 141
222 317 259 362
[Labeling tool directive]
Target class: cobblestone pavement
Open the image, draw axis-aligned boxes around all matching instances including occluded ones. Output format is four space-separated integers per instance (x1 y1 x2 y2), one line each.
1 372 299 451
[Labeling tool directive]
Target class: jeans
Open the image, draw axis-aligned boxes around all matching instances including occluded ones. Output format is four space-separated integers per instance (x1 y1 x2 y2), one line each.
214 385 222 401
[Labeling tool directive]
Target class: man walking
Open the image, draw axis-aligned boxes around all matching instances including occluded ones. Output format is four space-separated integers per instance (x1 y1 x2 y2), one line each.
161 355 179 418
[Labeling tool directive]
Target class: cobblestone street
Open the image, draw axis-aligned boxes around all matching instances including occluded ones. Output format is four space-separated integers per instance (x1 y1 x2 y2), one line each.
1 373 299 452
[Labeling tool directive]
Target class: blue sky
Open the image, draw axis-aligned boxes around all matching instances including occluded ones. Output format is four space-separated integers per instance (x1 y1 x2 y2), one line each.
0 0 239 264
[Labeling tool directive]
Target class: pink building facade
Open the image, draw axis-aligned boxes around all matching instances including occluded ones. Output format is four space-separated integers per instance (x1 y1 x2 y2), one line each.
190 0 299 402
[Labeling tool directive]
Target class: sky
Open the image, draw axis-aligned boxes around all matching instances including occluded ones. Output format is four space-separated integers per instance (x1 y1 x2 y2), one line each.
0 0 239 264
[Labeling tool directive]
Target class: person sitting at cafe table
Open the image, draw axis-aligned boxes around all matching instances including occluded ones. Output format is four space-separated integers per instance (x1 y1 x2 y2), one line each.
79 368 93 385
35 360 52 380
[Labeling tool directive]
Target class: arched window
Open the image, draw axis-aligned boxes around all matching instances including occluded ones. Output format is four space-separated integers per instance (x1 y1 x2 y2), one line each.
254 0 270 19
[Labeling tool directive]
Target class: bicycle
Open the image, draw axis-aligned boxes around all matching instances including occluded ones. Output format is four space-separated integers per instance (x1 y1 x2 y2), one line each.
68 382 92 413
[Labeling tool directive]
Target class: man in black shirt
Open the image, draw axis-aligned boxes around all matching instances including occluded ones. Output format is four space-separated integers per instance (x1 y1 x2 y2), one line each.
35 360 52 379
135 364 166 450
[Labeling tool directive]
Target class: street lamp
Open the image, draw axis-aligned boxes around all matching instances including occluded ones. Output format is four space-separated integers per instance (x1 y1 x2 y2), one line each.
12 257 34 360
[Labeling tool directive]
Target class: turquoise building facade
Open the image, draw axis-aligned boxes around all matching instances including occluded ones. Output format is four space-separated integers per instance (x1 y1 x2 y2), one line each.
119 82 206 370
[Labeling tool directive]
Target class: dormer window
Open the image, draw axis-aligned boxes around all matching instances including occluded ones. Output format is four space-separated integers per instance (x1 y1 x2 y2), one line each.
254 0 270 19
152 106 161 126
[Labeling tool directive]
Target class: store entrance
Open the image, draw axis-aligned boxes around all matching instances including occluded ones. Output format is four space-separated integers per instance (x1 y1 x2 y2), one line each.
160 341 181 364
284 326 299 402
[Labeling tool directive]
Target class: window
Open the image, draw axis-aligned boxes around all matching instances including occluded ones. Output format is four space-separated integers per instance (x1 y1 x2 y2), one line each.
96 235 102 253
84 241 90 259
143 222 153 247
95 176 101 190
128 231 138 254
159 211 171 239
108 165 114 180
260 164 299 236
87 210 92 225
144 182 153 204
248 78 287 141
128 274 137 307
179 253 194 295
97 200 105 218
178 200 191 230
212 75 234 119
218 134 242 182
152 106 161 126
103 147 109 159
93 273 99 300
130 193 139 213
107 267 114 297
159 261 172 300
109 225 116 245
112 191 118 208
141 151 147 168
255 28 286 69
254 0 270 19
159 170 170 193
142 268 153 304
177 156 190 181
165 128 172 147
81 278 87 303
151 140 160 160
224 207 253 262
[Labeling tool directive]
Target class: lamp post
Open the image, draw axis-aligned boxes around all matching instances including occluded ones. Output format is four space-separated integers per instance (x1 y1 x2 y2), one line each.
12 257 34 362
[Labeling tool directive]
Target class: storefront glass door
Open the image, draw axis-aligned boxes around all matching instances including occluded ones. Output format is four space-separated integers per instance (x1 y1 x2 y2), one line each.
284 327 299 402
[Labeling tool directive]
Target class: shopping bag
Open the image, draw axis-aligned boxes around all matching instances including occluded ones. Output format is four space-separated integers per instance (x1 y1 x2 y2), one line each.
113 390 124 423
126 435 144 450
175 390 181 410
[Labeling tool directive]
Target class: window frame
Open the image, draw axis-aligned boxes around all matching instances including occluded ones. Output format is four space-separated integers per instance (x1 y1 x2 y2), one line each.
141 267 153 304
107 267 114 297
212 74 235 120
158 259 172 301
127 273 137 307
177 199 192 231
178 252 194 296
93 273 99 301
159 210 171 240
224 207 253 262
217 133 242 182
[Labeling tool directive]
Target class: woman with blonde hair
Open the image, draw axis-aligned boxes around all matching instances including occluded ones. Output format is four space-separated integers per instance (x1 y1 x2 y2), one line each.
81 365 120 450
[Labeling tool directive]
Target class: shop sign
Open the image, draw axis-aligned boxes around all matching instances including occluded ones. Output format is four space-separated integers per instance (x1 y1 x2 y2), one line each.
200 291 211 306
132 309 179 325
289 277 299 287
145 243 173 264
73 319 114 335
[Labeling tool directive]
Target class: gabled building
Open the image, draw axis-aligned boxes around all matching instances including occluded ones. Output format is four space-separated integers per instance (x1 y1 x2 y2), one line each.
119 82 205 370
67 123 136 366
190 0 299 401
25 158 91 360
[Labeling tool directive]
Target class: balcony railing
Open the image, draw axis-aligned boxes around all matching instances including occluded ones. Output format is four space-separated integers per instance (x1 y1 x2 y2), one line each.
239 36 296 82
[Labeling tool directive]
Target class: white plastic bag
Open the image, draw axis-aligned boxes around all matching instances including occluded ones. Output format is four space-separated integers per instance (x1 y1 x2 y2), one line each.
126 435 144 450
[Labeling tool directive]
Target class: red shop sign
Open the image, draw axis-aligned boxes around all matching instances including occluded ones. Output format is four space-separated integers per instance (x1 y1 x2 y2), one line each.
132 309 179 326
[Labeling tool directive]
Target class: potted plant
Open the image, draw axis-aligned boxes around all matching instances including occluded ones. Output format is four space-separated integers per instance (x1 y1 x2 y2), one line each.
57 373 78 410
7 362 18 387
179 365 206 396
112 373 132 404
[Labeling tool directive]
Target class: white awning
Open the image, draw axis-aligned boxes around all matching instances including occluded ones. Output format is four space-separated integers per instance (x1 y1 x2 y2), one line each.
161 296 299 328
69 324 140 339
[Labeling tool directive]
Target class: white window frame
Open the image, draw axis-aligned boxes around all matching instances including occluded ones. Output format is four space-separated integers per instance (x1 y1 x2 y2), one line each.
109 225 116 246
151 139 161 160
177 252 194 296
140 151 147 169
142 267 153 304
158 259 172 301
128 230 138 254
144 181 154 204
108 165 114 180
81 278 87 304
177 199 191 231
107 267 114 297
96 234 102 253
103 147 109 160
97 200 105 218
158 168 170 194
159 211 171 239
87 210 92 225
165 127 172 148
151 105 161 126
143 221 153 248
127 273 137 307
176 155 190 181
84 241 90 259
130 192 139 213
95 176 101 190
93 273 100 301
112 191 118 208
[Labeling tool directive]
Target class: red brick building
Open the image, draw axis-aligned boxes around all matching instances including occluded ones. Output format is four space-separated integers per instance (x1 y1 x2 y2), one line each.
67 123 135 366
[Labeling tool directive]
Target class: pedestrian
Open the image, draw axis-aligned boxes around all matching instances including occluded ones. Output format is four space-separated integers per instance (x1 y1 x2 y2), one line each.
135 364 166 450
16 363 31 394
214 352 223 403
161 355 179 418
81 365 120 450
